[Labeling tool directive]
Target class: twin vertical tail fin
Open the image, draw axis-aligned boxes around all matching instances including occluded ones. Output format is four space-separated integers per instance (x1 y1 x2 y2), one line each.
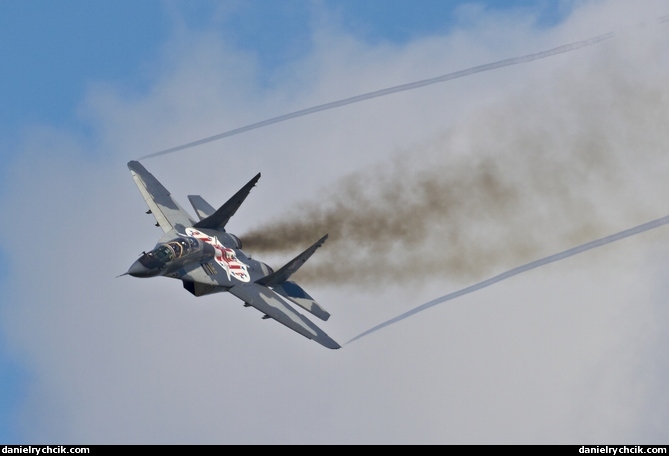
185 171 331 321
255 234 331 321
192 173 261 231
255 234 328 287
188 195 216 221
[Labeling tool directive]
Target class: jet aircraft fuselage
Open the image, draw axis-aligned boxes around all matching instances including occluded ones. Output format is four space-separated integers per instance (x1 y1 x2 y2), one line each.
128 228 272 285
123 161 339 349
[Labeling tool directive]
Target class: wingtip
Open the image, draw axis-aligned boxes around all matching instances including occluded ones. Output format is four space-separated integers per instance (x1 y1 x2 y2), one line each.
321 338 341 350
314 333 341 350
127 160 144 172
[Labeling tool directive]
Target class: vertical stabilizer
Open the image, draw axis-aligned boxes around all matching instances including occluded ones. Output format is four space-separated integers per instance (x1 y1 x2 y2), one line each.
193 173 261 230
188 195 216 221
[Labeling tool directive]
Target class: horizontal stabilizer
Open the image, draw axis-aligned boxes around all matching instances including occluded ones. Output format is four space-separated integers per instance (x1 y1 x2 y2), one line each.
255 234 328 288
274 281 330 321
193 173 261 231
127 161 195 232
229 282 340 349
188 195 215 221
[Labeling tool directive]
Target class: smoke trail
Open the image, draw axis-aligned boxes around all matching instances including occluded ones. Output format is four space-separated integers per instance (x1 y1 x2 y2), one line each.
138 32 618 160
240 95 666 287
346 214 669 344
238 27 669 287
242 154 559 285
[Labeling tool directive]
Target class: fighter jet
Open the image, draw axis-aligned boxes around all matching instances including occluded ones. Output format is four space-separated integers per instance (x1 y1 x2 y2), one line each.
122 161 340 349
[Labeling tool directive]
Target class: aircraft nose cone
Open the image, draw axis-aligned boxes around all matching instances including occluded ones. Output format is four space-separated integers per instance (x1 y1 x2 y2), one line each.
127 259 156 278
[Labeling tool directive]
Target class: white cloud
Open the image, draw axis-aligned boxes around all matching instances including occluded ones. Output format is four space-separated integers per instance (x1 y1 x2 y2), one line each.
1 0 668 443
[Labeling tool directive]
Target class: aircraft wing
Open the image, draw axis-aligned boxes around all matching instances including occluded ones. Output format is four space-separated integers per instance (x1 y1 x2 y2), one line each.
273 280 331 321
128 160 196 233
228 282 340 349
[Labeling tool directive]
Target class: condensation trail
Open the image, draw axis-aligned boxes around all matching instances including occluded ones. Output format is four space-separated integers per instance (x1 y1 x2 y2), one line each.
139 32 617 160
137 16 669 160
346 214 669 345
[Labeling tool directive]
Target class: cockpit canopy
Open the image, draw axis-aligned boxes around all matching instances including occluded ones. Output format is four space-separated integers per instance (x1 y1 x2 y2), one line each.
152 244 175 262
138 236 202 269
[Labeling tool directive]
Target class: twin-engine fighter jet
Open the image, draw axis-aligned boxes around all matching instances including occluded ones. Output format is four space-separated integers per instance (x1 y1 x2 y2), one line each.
123 161 340 349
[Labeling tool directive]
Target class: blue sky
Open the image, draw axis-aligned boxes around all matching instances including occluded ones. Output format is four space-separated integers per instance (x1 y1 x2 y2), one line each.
0 1 565 142
1 0 668 444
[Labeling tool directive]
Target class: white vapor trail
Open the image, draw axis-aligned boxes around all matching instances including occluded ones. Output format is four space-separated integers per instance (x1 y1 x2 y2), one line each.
138 30 623 160
347 214 669 345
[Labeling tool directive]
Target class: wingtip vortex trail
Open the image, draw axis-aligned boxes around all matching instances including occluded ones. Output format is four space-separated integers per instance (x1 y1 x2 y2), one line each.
347 214 669 344
136 20 669 160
